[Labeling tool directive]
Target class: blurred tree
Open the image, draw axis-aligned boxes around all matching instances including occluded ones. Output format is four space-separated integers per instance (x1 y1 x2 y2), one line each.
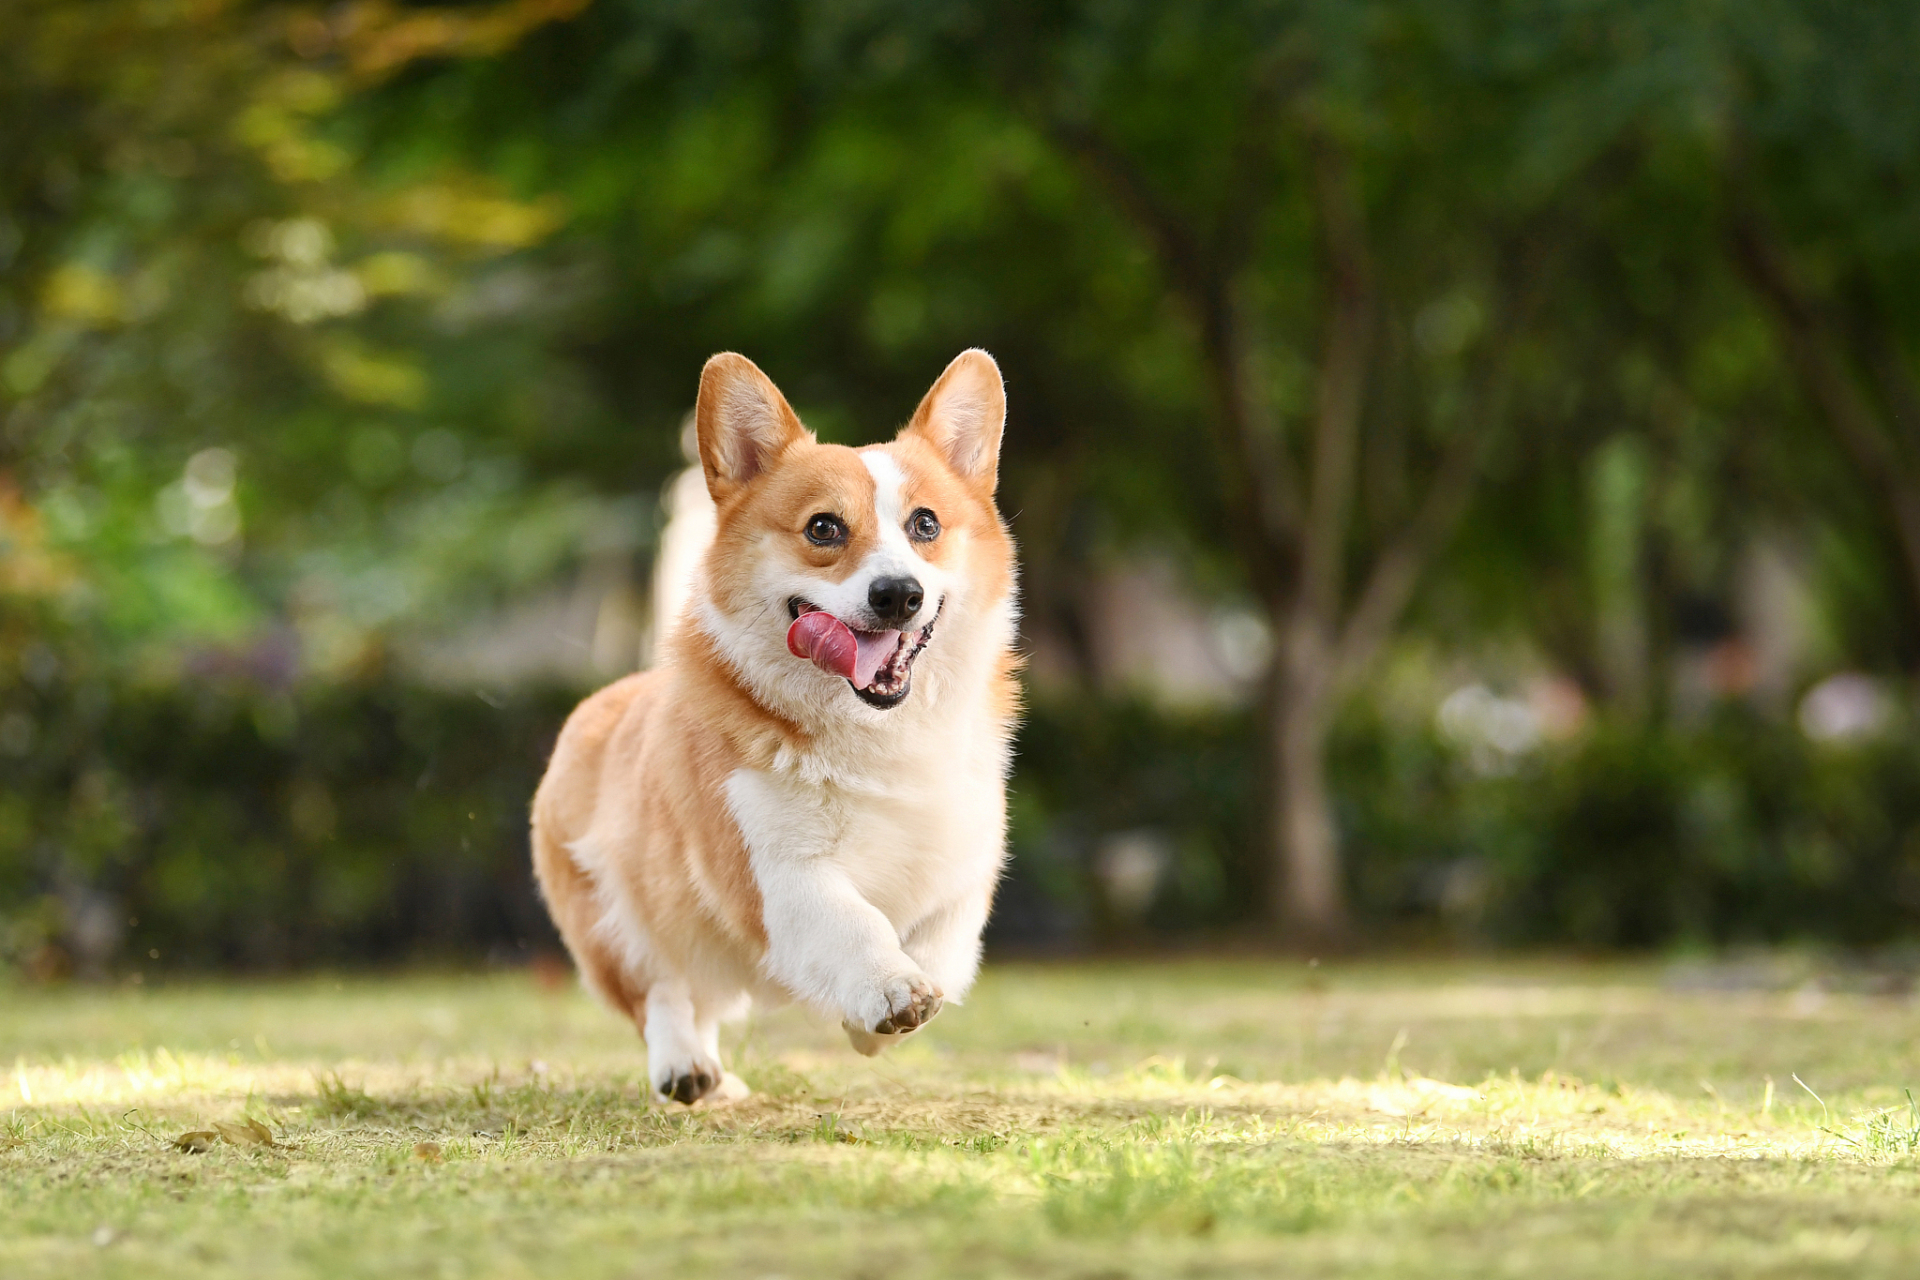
960 1 1589 938
1713 6 1920 629
347 0 1826 940
1490 0 1920 670
11 0 1920 965
0 0 613 682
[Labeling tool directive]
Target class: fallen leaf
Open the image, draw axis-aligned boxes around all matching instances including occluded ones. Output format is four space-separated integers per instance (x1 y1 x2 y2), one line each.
214 1120 273 1148
173 1130 219 1153
413 1141 443 1163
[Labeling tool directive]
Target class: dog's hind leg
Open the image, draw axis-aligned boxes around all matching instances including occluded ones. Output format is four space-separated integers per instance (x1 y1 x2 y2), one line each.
531 824 650 1023
644 978 725 1105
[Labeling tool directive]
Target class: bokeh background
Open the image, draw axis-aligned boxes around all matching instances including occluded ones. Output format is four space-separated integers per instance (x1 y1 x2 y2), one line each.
7 0 1920 978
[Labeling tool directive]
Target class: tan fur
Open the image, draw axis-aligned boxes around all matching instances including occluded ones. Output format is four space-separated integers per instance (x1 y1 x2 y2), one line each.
531 351 1019 1093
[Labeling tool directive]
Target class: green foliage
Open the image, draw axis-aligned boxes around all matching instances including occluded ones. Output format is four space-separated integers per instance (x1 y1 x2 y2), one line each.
9 0 1920 959
1011 692 1920 949
1479 713 1920 948
8 664 1920 969
1009 696 1260 939
0 667 573 975
0 0 617 678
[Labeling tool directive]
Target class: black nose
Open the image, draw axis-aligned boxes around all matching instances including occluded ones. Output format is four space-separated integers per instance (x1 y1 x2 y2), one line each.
867 575 924 626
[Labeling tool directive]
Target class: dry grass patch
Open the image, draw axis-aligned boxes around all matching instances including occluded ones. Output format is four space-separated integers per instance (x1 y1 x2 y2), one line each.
5 959 1920 1277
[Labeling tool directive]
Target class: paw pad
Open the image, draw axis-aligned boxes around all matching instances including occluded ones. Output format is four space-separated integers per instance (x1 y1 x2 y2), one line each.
659 1069 717 1105
875 990 942 1036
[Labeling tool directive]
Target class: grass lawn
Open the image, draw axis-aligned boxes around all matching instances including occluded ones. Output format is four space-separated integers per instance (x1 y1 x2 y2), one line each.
5 957 1920 1278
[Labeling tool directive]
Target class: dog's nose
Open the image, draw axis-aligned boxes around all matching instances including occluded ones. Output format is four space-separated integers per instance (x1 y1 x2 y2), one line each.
867 575 924 626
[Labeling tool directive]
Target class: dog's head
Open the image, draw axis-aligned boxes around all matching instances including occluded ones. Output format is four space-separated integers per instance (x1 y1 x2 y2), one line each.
690 350 1014 721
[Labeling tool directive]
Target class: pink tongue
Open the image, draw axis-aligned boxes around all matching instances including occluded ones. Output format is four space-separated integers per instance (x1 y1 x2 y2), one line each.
788 612 855 679
786 613 901 689
851 629 901 688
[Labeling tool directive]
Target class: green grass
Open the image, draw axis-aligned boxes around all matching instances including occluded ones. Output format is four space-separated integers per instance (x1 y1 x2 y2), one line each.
6 957 1920 1277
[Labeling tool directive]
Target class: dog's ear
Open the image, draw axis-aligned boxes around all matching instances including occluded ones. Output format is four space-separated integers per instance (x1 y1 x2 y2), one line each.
900 349 1005 490
695 353 810 502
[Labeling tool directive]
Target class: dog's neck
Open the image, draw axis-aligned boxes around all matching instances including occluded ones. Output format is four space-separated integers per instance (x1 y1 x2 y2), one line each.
675 591 1017 786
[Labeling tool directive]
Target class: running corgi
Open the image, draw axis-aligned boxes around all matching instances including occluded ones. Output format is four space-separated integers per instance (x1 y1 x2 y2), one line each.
531 350 1019 1103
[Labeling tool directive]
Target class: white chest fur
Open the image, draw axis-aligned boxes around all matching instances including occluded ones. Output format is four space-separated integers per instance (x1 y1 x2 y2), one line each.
722 690 1009 1027
726 728 1006 930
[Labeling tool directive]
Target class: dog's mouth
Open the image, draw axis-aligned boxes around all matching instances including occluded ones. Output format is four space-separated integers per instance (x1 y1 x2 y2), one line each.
786 597 941 709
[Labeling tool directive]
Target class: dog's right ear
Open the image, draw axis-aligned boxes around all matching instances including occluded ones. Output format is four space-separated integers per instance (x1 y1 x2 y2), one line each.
695 353 810 502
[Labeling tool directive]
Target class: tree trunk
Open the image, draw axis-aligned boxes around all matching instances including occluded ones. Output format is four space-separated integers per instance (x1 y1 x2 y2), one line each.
1043 109 1505 945
1270 609 1346 941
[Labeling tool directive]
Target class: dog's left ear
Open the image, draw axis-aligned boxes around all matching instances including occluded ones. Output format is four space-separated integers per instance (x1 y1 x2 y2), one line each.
900 349 1005 490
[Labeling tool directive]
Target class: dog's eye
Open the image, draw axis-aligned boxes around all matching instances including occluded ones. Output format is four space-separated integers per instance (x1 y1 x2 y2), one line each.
908 509 940 542
804 513 848 546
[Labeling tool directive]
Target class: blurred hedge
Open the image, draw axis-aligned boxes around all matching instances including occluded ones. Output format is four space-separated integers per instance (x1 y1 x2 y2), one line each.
0 674 573 976
1467 715 1920 948
6 674 1920 976
1009 696 1920 950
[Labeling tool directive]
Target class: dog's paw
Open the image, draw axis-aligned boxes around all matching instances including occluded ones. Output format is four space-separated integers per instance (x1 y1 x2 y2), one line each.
653 1060 723 1106
875 982 942 1035
850 971 942 1040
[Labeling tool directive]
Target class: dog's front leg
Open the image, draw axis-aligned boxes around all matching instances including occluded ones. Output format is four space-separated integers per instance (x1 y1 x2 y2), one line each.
901 889 992 1005
752 852 942 1053
731 770 942 1054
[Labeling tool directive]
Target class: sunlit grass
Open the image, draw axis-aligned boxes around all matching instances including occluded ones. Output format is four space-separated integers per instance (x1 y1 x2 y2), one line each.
5 959 1920 1277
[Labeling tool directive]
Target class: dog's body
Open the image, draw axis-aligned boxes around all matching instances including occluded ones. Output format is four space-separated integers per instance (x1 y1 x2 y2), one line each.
532 351 1018 1103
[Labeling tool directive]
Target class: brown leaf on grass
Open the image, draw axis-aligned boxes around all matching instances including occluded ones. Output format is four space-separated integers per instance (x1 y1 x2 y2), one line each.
413 1141 443 1163
212 1119 276 1148
173 1130 219 1153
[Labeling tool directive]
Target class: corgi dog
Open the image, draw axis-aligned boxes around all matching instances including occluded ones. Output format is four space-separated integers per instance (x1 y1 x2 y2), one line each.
531 350 1019 1104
